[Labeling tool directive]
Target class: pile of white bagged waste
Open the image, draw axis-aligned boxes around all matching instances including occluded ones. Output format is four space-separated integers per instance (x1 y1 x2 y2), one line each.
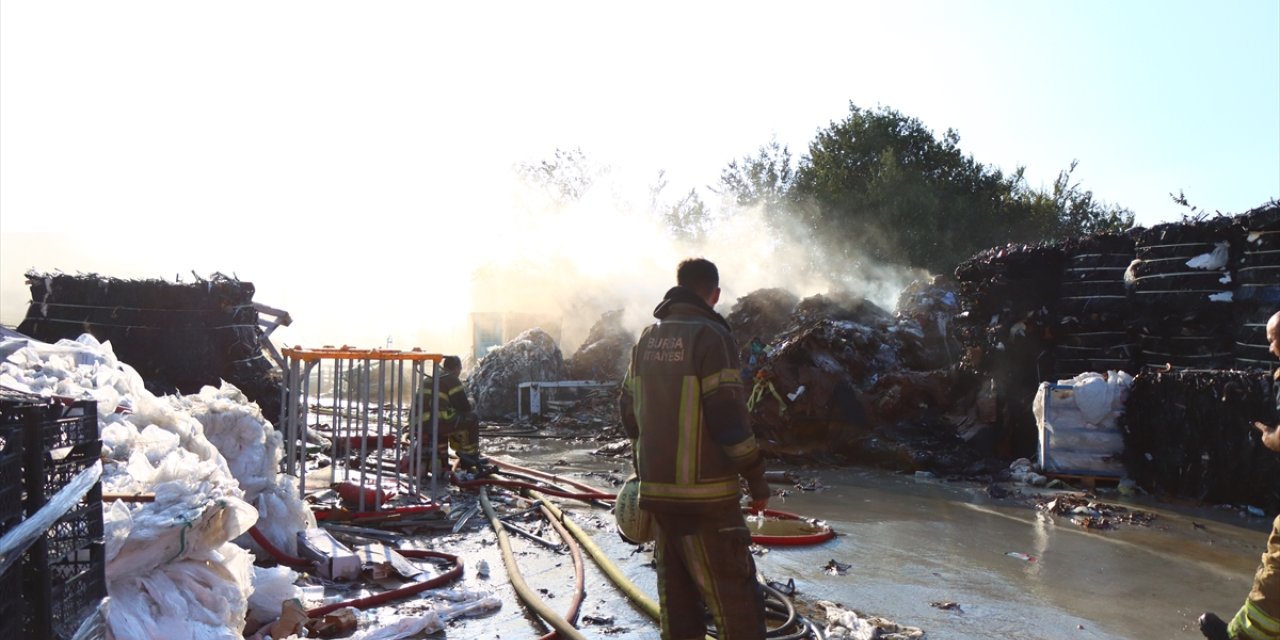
0 333 309 639
1033 370 1133 477
171 384 315 556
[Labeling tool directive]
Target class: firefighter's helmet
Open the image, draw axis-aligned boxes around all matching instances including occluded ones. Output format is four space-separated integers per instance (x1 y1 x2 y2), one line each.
614 475 654 544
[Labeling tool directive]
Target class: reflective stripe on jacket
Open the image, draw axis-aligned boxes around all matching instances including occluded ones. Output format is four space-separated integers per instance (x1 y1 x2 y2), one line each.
421 371 470 425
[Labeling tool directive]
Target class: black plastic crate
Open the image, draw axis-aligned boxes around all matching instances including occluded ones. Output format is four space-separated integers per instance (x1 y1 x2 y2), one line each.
43 501 105 573
0 395 105 639
0 561 26 638
45 543 106 639
0 425 23 536
35 400 98 458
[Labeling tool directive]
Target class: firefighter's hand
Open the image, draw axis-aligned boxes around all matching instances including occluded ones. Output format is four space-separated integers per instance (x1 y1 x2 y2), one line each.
1254 421 1280 453
747 497 769 514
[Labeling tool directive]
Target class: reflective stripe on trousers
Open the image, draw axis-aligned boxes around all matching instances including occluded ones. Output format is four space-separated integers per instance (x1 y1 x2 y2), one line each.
1231 515 1280 639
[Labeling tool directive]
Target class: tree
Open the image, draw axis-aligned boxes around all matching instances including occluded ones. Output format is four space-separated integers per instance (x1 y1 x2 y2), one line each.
768 102 1132 274
1011 161 1135 237
515 147 605 206
650 169 710 243
787 103 1047 273
715 138 794 224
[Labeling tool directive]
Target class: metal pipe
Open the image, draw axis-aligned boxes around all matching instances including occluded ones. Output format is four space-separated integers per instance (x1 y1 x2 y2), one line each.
374 357 387 514
429 359 441 500
358 358 372 512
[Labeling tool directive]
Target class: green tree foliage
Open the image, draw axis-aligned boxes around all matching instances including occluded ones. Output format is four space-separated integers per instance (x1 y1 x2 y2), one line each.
725 103 1135 274
651 169 710 243
1012 161 1135 237
715 138 794 224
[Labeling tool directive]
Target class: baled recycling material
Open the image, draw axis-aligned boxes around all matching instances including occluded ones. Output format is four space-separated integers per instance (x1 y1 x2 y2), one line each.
1033 372 1132 477
948 199 1280 467
17 272 285 423
1123 369 1280 512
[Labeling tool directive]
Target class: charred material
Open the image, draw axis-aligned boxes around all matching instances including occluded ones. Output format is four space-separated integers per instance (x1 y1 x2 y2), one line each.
954 243 1065 458
1127 220 1239 372
1234 201 1280 373
1054 233 1137 378
16 271 284 421
732 286 970 472
566 310 634 382
726 288 800 350
1122 370 1280 512
468 328 566 420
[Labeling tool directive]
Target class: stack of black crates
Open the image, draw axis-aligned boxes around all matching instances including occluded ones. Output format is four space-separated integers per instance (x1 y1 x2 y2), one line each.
0 390 105 640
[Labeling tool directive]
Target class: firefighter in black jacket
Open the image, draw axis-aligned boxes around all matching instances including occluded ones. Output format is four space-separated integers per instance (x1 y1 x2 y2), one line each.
420 355 485 472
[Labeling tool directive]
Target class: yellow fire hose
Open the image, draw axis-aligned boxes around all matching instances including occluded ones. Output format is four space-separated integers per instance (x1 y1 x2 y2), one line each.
529 489 717 640
478 487 588 640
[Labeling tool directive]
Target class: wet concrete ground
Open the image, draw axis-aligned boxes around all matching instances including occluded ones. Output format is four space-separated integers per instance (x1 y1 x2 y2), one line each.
327 435 1271 639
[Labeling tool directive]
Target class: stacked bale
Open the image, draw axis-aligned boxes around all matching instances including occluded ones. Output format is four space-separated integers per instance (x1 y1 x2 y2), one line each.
1233 203 1280 373
954 244 1064 457
1054 233 1137 378
1127 220 1238 371
1123 370 1279 511
16 273 283 422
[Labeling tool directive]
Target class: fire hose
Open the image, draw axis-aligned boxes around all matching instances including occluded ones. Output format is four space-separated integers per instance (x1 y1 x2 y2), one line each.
478 486 588 640
246 525 465 632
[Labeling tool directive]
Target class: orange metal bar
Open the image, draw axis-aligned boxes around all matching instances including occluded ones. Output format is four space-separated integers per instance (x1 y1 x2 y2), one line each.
282 346 445 362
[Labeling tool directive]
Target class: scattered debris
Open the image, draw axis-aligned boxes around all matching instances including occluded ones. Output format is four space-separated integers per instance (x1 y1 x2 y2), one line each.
1035 493 1155 529
818 600 925 639
1005 552 1036 562
823 559 852 575
929 601 962 612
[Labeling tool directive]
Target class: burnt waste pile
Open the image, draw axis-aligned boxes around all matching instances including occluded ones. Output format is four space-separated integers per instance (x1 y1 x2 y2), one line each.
15 271 284 422
566 309 634 381
467 327 567 421
726 281 972 473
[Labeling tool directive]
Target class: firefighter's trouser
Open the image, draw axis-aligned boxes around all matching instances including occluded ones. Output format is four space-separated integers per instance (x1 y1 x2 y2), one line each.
448 412 481 456
418 413 480 467
652 505 766 640
1231 515 1280 639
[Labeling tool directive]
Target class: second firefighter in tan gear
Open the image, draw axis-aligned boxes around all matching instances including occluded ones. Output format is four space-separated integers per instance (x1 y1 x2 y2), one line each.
419 355 484 471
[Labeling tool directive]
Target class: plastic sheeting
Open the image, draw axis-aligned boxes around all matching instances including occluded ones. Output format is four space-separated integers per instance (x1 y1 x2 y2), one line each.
171 384 314 556
0 332 310 639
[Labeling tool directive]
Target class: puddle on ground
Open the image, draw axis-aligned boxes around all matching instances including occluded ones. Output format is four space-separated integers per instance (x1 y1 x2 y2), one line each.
338 437 1270 639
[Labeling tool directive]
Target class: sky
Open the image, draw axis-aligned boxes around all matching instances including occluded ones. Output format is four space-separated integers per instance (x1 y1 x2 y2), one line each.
1 1 1278 357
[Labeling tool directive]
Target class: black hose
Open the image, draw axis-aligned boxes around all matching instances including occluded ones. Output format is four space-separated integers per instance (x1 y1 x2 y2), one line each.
501 520 565 551
702 579 821 640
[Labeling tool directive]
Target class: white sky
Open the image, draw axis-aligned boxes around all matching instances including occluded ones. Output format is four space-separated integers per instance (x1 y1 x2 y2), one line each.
2 1 1278 355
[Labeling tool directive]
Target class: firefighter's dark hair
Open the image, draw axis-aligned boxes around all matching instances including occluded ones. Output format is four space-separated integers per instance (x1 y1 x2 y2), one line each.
441 355 462 372
677 258 719 297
